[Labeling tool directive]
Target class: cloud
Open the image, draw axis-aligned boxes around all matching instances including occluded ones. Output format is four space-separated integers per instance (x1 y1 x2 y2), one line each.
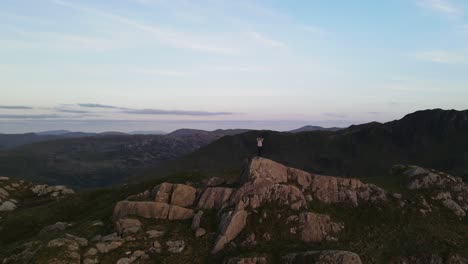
50 0 239 54
123 109 234 116
0 114 62 119
0 105 33 109
78 103 121 109
5 26 126 52
246 31 285 48
412 50 465 63
417 0 461 17
56 108 90 114
77 103 234 116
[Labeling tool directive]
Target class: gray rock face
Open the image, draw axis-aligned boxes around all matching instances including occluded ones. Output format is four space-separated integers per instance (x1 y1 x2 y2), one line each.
0 200 16 212
282 250 362 264
171 184 197 207
152 183 197 207
95 241 123 253
205 177 226 187
298 212 344 242
197 187 234 209
212 210 248 254
397 165 468 218
30 184 74 197
46 235 88 264
113 201 194 221
166 240 185 253
115 218 142 235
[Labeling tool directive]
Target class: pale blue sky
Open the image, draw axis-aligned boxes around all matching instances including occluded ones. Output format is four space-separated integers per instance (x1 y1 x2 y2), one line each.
1 0 468 133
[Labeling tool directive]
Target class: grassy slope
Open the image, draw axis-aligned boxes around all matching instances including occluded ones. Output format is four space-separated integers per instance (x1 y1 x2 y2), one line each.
1 167 467 263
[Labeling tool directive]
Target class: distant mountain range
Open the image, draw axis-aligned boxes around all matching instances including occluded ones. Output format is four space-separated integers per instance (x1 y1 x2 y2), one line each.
287 125 342 133
1 109 467 189
0 126 341 150
0 128 251 189
156 109 468 182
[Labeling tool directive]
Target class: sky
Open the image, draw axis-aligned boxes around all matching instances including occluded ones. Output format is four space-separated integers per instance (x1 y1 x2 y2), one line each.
1 0 468 133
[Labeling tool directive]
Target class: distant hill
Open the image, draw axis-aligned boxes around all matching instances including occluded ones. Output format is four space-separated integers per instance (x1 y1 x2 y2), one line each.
288 125 342 133
36 130 73 135
130 130 167 135
0 128 251 189
159 109 468 181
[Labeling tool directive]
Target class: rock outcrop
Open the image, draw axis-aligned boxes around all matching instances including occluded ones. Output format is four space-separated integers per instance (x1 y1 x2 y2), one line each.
394 165 468 218
297 212 344 242
212 210 248 253
110 157 390 255
113 201 194 221
30 184 75 197
197 187 234 209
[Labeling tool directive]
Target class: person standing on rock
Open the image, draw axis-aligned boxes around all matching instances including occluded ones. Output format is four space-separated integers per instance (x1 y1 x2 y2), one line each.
256 137 264 157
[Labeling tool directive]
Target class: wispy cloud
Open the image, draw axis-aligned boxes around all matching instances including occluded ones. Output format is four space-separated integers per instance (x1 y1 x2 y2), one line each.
0 105 33 109
56 108 90 114
123 109 234 116
0 114 62 119
50 0 239 54
78 103 233 116
78 103 121 109
417 0 462 17
412 50 466 63
246 31 285 48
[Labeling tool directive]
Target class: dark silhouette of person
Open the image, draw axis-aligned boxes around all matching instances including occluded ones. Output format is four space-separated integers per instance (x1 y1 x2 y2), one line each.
256 137 264 157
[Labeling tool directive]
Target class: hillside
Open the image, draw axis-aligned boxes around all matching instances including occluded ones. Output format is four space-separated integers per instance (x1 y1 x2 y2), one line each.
1 158 467 263
0 129 250 189
160 109 468 182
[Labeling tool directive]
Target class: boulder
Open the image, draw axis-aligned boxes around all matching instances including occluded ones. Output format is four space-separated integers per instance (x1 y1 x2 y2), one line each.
197 187 234 210
243 157 288 183
282 250 362 264
95 241 123 253
30 184 74 197
113 201 194 220
146 229 165 238
195 228 206 237
0 187 9 199
298 213 344 242
205 177 226 187
0 176 9 181
166 240 185 253
113 201 171 220
231 178 306 210
212 210 248 254
115 218 142 235
168 205 195 220
0 200 16 212
152 183 174 203
171 184 197 207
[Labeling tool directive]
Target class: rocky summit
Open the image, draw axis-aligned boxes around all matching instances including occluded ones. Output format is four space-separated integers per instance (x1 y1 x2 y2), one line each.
1 157 468 263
